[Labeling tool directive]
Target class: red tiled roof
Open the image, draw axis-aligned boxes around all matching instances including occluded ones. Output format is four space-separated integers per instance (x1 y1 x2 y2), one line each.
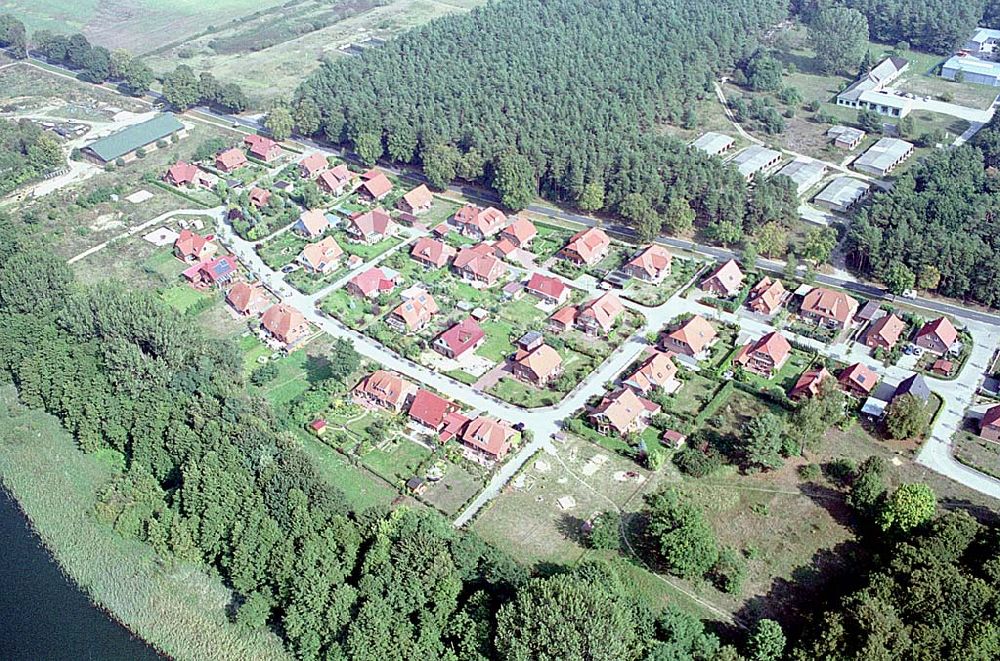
667 315 717 354
361 172 393 199
453 205 507 236
549 306 578 327
166 160 197 185
739 331 791 368
501 217 537 244
577 292 624 331
747 276 786 314
435 317 485 357
453 243 506 282
400 184 433 210
174 229 210 259
216 147 247 171
563 227 610 263
262 304 308 344
789 366 831 399
461 417 514 457
244 134 280 160
249 186 271 207
347 208 396 238
354 370 416 409
983 404 1000 429
513 344 563 381
411 237 456 267
408 389 455 429
701 259 744 296
839 363 878 393
349 267 394 297
626 245 672 278
299 152 328 176
526 272 568 300
801 287 859 324
226 281 266 314
915 317 958 347
867 313 907 347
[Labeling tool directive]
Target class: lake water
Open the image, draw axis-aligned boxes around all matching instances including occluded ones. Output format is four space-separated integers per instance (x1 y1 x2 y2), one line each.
0 489 161 660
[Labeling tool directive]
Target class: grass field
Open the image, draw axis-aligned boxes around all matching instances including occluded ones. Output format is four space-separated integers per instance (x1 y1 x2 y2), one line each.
298 432 399 511
0 385 291 660
5 0 289 52
142 0 488 104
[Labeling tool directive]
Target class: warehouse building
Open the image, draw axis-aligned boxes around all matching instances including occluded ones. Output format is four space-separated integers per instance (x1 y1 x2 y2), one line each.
82 113 186 165
730 145 782 181
813 176 871 213
941 54 1000 87
853 137 913 177
777 158 827 195
690 132 735 157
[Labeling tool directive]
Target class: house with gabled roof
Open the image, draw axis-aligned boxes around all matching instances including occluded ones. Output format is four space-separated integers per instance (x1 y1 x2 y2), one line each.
345 208 398 244
548 305 579 332
623 350 680 395
298 152 328 178
624 245 672 283
184 254 239 288
839 363 879 397
451 205 507 240
318 164 357 196
664 315 717 358
499 218 537 248
347 267 395 299
892 374 931 405
576 292 625 334
432 317 485 359
408 389 457 431
800 287 859 330
226 281 269 317
512 343 563 385
453 243 507 286
261 304 310 347
297 236 344 274
914 317 958 355
388 289 439 333
701 259 744 298
410 237 456 269
397 184 433 215
590 388 660 437
746 277 787 316
165 160 198 187
248 186 271 209
244 134 282 162
734 331 792 378
560 227 610 266
525 272 569 305
980 404 1000 442
461 417 515 461
358 171 393 202
353 370 417 413
294 209 332 239
215 147 247 173
864 313 907 350
174 229 217 263
789 366 832 400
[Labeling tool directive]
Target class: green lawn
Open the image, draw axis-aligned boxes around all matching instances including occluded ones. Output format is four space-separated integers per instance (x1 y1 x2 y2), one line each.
497 296 546 325
142 248 182 282
657 373 722 422
621 257 699 307
298 433 398 511
477 320 515 361
445 369 477 384
159 285 211 314
285 265 349 295
333 233 403 261
321 289 374 329
255 347 317 407
360 439 434 485
488 376 561 408
238 334 272 373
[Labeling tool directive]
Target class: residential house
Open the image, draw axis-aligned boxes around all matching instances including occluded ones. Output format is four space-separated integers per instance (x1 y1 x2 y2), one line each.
248 187 271 209
576 292 625 334
298 152 328 178
453 244 507 286
460 417 515 461
226 282 268 317
358 171 393 202
548 305 578 332
892 374 931 405
623 245 672 283
664 315 717 358
432 317 486 359
451 205 507 240
512 344 563 386
734 331 792 378
525 272 569 305
165 161 198 187
499 218 537 249
491 239 517 260
352 370 417 413
173 229 217 263
839 363 879 397
396 184 433 215
297 236 344 274
261 304 310 347
661 429 688 449
864 313 907 350
800 287 859 330
347 267 395 299
980 404 1000 442
746 276 787 316
410 237 456 268
623 350 680 395
700 259 744 298
345 208 398 244
789 366 832 400
388 289 439 333
914 317 958 355
185 254 239 288
294 209 332 239
244 134 282 162
408 389 457 431
502 281 524 300
560 227 610 266
215 147 247 173
318 164 356 196
589 388 660 437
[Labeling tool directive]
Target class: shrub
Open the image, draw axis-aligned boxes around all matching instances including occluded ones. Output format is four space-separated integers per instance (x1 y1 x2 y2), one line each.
672 447 723 477
798 463 821 481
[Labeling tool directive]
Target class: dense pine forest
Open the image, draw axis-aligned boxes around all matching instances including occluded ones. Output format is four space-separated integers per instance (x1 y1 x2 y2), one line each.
295 0 787 238
846 117 1000 307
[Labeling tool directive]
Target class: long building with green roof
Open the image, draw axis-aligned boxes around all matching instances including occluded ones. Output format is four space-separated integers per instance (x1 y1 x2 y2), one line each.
83 113 186 164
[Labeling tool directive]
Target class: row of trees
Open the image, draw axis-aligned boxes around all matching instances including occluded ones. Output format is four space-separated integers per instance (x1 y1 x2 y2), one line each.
294 0 788 237
0 119 63 195
32 29 153 93
846 120 1000 307
161 64 249 113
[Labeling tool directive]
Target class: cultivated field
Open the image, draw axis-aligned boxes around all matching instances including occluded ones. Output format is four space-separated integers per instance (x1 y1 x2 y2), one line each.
4 0 289 53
